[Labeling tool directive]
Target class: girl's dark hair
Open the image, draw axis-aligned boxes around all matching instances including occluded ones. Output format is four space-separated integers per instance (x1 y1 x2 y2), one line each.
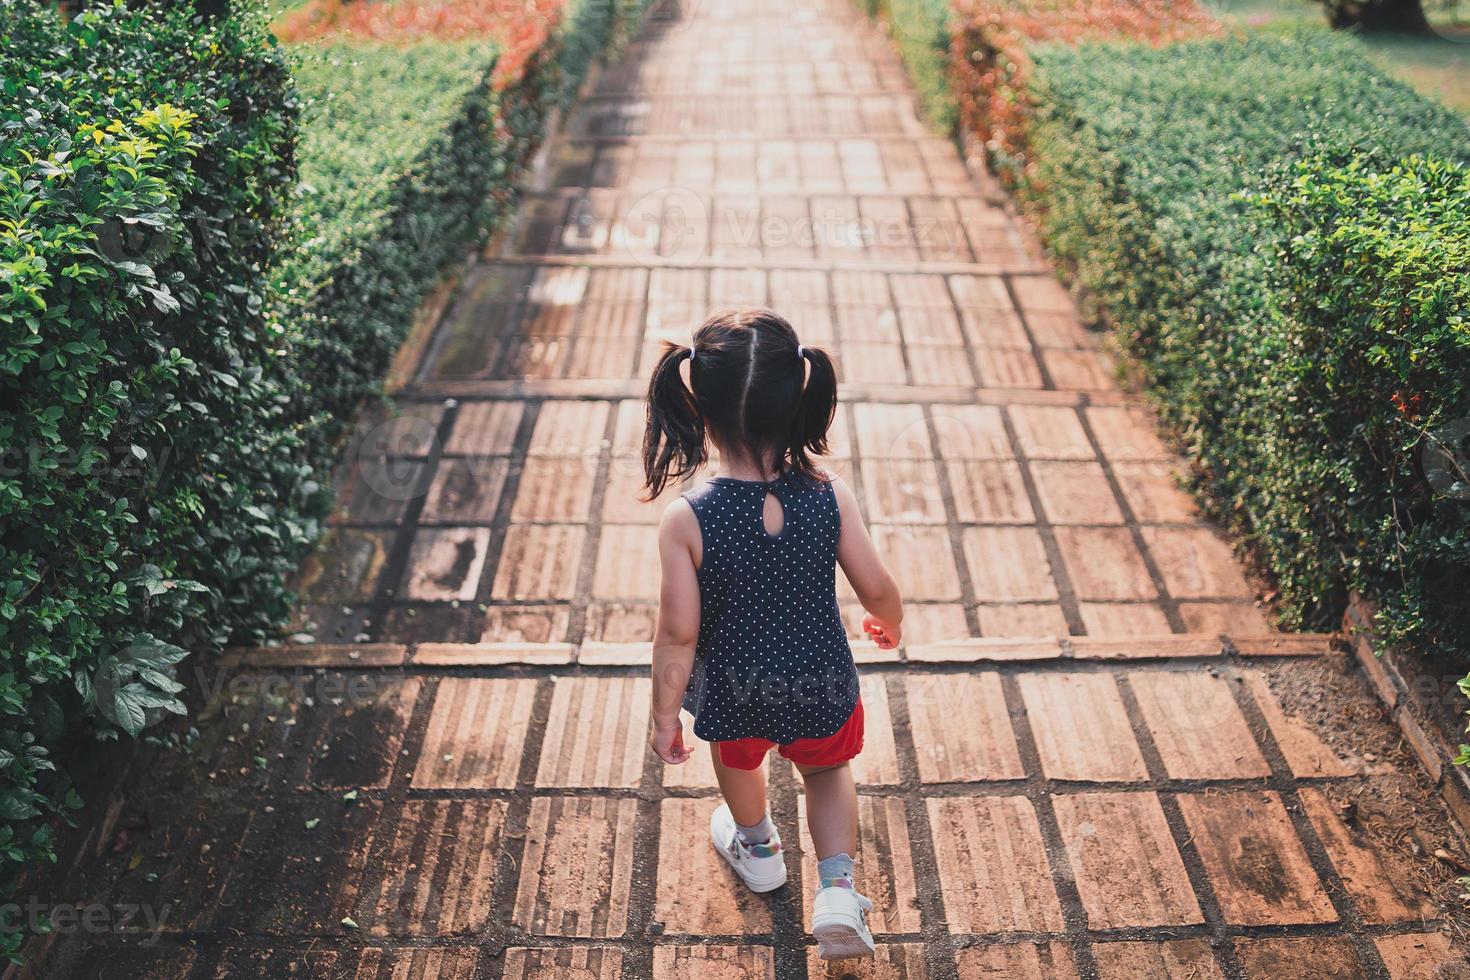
642 308 838 498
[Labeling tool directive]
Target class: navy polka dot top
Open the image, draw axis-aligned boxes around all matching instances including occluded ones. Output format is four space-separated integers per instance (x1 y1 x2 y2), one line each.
681 470 859 743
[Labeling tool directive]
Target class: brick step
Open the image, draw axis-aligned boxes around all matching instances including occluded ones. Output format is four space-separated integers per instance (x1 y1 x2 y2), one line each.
222 632 1335 669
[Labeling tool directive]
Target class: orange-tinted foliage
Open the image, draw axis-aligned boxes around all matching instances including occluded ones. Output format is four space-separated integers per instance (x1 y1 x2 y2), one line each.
274 0 566 86
951 0 1219 181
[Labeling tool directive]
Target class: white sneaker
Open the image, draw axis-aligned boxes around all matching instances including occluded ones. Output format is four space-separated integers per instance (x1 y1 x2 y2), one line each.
812 885 876 960
709 803 787 893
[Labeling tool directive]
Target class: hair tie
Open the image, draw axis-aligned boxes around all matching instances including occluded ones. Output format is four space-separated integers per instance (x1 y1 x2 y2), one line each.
796 344 806 360
687 342 696 363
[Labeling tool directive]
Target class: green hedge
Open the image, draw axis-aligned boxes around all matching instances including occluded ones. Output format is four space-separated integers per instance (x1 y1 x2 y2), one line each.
276 39 503 453
859 0 954 133
1022 31 1470 662
1250 153 1469 663
0 0 301 933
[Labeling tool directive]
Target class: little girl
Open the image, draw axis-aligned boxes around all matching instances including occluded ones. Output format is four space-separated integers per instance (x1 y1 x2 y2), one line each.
642 308 904 960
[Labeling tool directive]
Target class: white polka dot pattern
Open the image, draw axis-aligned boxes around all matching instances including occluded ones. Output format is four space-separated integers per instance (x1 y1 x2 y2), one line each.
682 471 860 743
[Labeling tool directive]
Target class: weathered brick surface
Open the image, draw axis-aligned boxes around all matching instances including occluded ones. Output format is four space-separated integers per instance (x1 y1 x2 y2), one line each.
362 800 505 935
413 678 536 788
1178 791 1337 926
536 676 651 788
927 795 1064 933
655 799 773 934
905 672 1022 782
1090 940 1224 979
954 943 1079 980
513 796 637 937
1128 671 1270 778
1052 792 1202 928
653 946 775 979
1019 673 1147 781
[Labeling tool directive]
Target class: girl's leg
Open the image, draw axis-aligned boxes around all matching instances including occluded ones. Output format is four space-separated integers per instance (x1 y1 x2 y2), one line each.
710 742 769 827
795 761 857 859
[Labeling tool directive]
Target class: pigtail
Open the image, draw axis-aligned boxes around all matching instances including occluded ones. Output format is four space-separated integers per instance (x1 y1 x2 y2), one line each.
790 345 838 471
642 342 706 499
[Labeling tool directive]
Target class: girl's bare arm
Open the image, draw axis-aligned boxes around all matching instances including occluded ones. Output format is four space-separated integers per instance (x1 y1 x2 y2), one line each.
831 476 904 647
650 499 701 764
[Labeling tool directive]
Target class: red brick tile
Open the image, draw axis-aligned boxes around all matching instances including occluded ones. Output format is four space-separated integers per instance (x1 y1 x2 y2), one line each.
806 944 928 978
1052 792 1202 928
363 800 505 935
403 528 491 601
512 457 598 521
502 948 623 980
593 524 660 599
513 796 637 937
602 461 672 523
946 460 1034 524
1085 405 1170 462
905 673 1022 782
1054 526 1156 601
906 343 976 387
444 401 523 455
536 677 650 788
583 601 657 643
1235 938 1366 980
852 673 901 785
1043 349 1115 391
975 347 1045 389
954 942 1078 980
963 527 1059 602
1178 601 1269 634
976 603 1069 637
854 602 968 647
1069 635 1223 660
653 946 774 979
413 642 572 665
1009 405 1094 461
222 643 406 668
332 457 426 524
1129 671 1270 778
528 400 611 457
654 799 772 934
422 457 511 523
1232 633 1334 657
930 405 1013 459
354 400 445 457
1018 673 1147 781
874 525 962 600
1078 602 1173 636
1299 787 1434 924
800 795 921 934
927 795 1064 933
958 303 1031 347
852 403 932 459
1090 940 1223 979
492 525 585 599
1374 933 1470 980
1242 674 1360 777
1140 526 1252 600
1028 461 1125 525
413 679 536 789
480 605 571 643
1111 461 1198 523
1177 791 1336 926
353 947 480 979
298 528 392 602
863 458 948 524
576 641 649 665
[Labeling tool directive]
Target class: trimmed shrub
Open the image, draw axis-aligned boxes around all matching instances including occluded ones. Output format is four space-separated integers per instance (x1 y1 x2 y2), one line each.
0 0 300 931
859 0 955 133
950 0 1217 182
1248 152 1469 666
1021 31 1470 661
275 39 504 453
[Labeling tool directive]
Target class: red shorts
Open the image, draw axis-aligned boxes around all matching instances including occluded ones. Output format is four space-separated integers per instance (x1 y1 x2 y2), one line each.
715 700 865 771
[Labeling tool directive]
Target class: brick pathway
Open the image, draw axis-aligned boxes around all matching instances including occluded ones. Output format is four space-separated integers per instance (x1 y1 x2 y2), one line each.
34 2 1470 978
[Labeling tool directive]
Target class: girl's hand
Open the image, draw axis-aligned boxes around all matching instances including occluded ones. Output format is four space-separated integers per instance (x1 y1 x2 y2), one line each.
650 718 693 765
863 613 901 650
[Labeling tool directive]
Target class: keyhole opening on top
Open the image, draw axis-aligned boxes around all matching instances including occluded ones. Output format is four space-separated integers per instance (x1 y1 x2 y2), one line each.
763 491 785 537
